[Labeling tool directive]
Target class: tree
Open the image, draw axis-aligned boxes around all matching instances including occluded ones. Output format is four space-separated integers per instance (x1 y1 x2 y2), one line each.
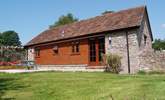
49 13 78 28
0 31 23 62
0 33 3 45
1 31 21 46
152 39 165 50
102 10 114 15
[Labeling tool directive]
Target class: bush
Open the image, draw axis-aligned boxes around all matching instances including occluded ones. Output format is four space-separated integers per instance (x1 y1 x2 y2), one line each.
148 71 165 74
138 70 147 75
103 53 122 73
138 70 165 75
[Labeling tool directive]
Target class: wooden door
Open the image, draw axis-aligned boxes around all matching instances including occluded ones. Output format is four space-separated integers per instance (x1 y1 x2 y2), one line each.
89 37 105 66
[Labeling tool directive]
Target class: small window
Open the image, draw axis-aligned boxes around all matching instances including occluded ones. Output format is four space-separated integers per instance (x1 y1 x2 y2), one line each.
72 41 80 53
144 35 147 45
35 48 40 57
98 38 105 61
72 45 75 53
89 39 96 62
53 45 58 54
76 44 79 52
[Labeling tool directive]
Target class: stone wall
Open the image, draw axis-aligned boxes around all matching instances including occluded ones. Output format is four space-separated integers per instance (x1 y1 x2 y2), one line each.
127 30 140 73
138 15 152 51
136 13 163 72
139 50 165 72
105 31 128 73
105 16 165 73
105 29 139 73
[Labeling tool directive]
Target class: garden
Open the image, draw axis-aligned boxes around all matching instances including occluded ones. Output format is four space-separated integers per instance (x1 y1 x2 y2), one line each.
0 72 165 100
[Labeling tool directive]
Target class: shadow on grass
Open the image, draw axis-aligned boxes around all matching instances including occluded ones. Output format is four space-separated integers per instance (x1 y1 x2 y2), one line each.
0 77 27 100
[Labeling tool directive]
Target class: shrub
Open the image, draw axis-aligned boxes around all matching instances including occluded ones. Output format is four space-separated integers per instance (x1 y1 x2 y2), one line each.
138 70 165 75
148 71 165 74
103 53 122 73
138 70 147 75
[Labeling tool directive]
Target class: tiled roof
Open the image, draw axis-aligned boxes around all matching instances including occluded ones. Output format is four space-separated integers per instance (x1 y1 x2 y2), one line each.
25 6 146 46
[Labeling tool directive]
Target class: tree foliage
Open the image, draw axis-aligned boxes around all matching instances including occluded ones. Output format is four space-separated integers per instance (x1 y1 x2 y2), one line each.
0 33 3 45
0 31 22 62
102 10 114 15
49 13 78 28
1 31 21 46
152 39 165 50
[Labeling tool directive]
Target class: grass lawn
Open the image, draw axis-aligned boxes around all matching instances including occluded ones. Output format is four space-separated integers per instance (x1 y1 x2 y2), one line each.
0 72 165 100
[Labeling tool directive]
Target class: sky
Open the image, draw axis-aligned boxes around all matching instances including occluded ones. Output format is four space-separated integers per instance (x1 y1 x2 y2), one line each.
0 0 165 45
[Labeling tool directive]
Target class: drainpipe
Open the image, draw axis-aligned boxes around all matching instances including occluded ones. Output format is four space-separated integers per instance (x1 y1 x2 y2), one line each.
126 31 130 74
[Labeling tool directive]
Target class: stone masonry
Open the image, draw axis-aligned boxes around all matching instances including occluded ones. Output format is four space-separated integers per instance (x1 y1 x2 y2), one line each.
139 50 165 71
105 29 140 73
105 14 155 73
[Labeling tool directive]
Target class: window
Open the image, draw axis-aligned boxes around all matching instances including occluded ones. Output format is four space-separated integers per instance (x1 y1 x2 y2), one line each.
35 48 40 57
72 41 80 53
89 39 96 62
76 44 79 52
144 35 147 45
98 38 105 61
53 45 58 54
72 45 75 53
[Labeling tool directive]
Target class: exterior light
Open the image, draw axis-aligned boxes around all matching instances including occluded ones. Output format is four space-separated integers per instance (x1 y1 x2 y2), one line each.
108 36 112 44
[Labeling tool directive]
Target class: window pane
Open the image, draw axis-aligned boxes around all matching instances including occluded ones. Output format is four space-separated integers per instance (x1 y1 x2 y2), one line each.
72 45 75 53
98 38 105 61
89 40 96 62
35 48 40 57
76 44 79 52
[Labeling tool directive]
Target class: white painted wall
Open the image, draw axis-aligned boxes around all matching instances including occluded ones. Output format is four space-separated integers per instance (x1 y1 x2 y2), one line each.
27 48 35 61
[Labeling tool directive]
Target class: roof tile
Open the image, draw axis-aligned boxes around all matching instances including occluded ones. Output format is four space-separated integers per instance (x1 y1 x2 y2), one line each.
25 6 145 46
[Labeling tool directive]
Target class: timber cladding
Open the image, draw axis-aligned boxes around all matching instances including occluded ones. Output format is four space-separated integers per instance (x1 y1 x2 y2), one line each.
35 39 89 65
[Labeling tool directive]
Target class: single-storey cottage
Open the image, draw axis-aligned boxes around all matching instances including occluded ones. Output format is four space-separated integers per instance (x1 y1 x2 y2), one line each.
25 6 153 73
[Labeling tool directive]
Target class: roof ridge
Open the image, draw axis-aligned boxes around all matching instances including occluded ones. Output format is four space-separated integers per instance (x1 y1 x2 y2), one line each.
115 5 146 14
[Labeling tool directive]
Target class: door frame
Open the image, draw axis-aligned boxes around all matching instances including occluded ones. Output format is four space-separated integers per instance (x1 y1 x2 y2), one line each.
88 37 105 66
